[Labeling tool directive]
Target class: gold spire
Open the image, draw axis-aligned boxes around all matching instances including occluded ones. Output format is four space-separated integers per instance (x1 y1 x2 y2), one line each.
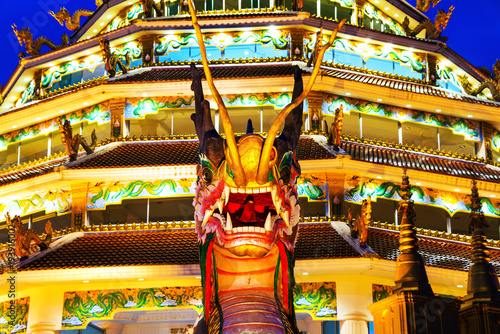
393 169 433 294
465 179 500 296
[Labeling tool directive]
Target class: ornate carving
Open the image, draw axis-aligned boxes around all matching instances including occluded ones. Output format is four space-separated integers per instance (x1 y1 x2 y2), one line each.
326 105 344 150
354 197 371 247
416 0 441 12
99 38 131 78
49 7 93 31
6 213 52 259
11 24 69 57
460 61 500 102
141 0 165 18
306 30 323 68
58 118 97 161
402 6 454 42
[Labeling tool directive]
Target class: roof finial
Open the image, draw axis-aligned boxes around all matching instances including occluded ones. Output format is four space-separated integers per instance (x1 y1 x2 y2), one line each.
393 169 433 294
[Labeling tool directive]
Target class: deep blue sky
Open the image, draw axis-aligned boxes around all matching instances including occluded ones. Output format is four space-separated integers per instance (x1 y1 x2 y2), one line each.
0 0 498 87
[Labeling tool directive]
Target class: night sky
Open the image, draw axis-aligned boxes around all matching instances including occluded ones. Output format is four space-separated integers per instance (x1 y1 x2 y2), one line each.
0 0 498 87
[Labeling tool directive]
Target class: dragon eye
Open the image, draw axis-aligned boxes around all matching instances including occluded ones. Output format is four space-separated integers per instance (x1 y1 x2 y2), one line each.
280 166 291 184
202 167 213 184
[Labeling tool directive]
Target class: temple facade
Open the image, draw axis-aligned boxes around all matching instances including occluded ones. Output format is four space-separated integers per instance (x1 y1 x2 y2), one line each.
0 1 499 333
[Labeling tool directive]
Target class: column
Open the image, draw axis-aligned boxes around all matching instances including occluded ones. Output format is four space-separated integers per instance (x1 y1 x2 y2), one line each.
307 91 323 132
327 172 345 219
109 99 126 138
27 287 65 333
340 313 368 334
289 28 305 60
141 34 157 66
33 69 43 99
480 122 494 163
71 183 89 229
354 0 366 27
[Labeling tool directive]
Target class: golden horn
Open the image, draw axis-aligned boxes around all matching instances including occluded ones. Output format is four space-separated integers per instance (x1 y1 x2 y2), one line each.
256 19 346 184
188 0 247 187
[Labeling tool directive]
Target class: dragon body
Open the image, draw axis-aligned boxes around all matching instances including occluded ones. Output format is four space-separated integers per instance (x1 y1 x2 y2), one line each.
49 7 93 31
100 38 131 78
6 213 52 259
416 0 441 12
460 61 500 102
187 2 345 333
402 6 454 42
58 118 97 161
141 0 165 18
12 24 69 57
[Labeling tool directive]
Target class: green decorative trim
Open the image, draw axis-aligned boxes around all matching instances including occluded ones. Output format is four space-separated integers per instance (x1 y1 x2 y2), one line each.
223 92 291 109
344 177 500 217
125 97 195 119
62 287 203 329
293 282 337 320
305 35 424 72
372 284 392 303
15 80 35 107
155 30 289 55
0 188 72 219
0 103 110 151
437 63 463 91
0 297 29 334
88 179 196 209
324 94 481 141
297 177 327 201
127 3 143 20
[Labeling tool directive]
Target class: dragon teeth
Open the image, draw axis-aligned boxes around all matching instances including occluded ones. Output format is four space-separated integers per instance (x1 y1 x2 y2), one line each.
217 200 224 213
226 213 232 230
280 210 290 227
264 212 272 231
202 209 213 227
224 187 230 206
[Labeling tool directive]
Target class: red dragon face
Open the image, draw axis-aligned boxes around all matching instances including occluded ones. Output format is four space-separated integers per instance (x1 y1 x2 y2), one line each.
191 65 303 258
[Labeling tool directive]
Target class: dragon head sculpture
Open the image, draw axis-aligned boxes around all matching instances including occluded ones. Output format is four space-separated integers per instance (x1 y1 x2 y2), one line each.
191 63 303 258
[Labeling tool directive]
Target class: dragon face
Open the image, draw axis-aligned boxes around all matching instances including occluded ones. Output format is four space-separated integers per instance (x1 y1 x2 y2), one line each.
191 64 303 258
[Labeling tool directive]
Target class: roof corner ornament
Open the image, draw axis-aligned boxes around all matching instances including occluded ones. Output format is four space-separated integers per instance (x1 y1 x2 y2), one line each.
6 213 52 259
58 117 97 161
325 104 344 151
416 0 441 12
353 196 371 248
99 38 131 78
141 0 165 18
11 24 69 57
49 7 94 31
402 5 454 42
460 60 500 102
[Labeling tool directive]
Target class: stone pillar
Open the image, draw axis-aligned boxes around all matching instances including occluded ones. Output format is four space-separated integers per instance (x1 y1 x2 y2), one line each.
29 322 57 334
141 34 157 66
340 313 368 334
71 182 89 229
307 91 323 132
290 28 305 60
109 99 126 138
459 180 500 334
27 287 65 333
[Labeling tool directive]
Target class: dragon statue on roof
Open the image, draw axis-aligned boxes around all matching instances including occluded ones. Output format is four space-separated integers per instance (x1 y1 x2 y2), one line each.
12 24 69 57
141 0 165 18
6 213 52 259
460 60 500 102
402 6 454 42
187 1 345 333
49 7 93 31
58 118 97 161
416 0 441 12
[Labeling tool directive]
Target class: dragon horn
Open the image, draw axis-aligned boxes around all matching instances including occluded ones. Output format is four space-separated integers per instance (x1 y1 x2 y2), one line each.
188 0 246 187
256 20 346 184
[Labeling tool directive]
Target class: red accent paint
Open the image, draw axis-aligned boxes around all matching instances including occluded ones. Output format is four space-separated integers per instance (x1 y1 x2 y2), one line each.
205 239 215 321
219 287 274 295
216 266 276 276
277 240 289 313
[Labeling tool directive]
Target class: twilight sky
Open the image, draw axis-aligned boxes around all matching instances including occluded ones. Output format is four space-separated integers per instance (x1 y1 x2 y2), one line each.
0 0 498 87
